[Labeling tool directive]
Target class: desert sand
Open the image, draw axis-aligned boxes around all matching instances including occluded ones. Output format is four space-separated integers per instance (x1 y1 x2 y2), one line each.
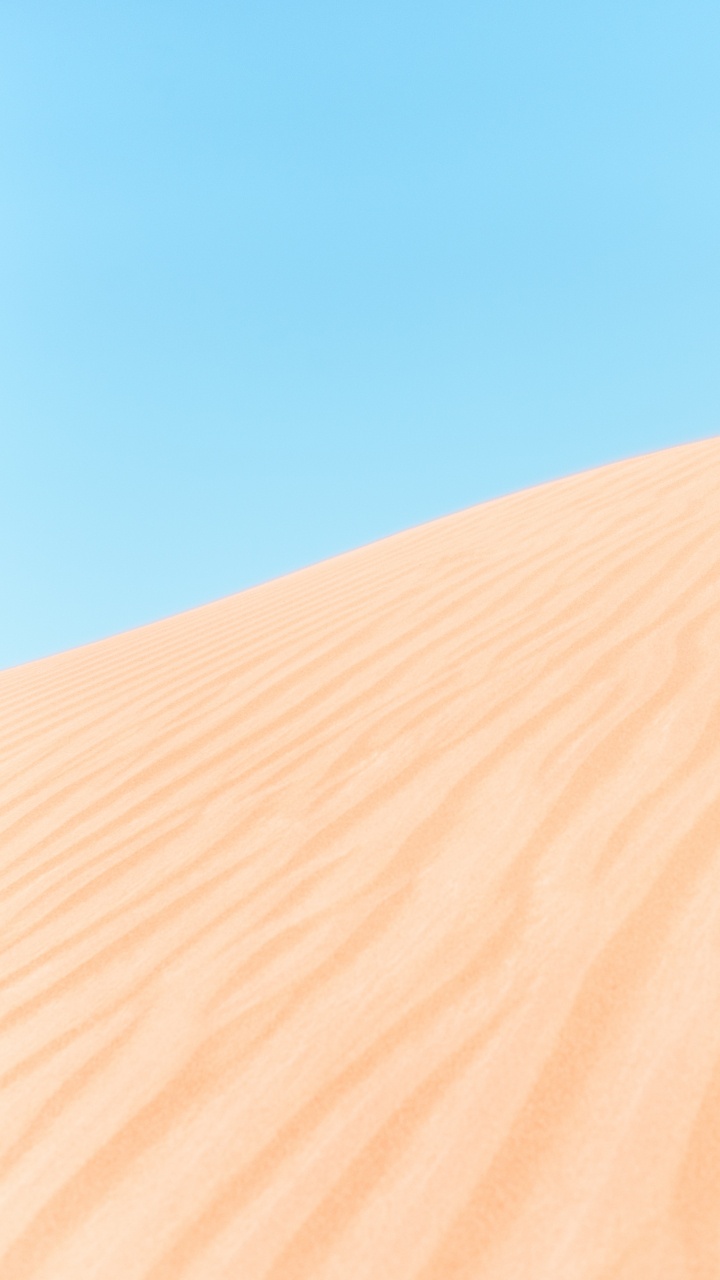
1 437 720 1278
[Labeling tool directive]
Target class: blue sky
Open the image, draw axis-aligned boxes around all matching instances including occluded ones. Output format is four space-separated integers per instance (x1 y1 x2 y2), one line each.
1 1 719 670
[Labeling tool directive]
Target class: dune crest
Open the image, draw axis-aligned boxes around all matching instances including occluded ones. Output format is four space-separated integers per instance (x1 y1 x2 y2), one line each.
2 438 720 1278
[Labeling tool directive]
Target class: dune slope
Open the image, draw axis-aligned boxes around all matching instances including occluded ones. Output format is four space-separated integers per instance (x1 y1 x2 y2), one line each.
2 438 720 1279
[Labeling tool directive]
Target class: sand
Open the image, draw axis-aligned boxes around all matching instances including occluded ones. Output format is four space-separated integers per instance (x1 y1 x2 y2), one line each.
1 437 720 1278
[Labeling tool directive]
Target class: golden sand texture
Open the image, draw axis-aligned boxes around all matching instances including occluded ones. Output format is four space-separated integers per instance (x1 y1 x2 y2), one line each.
2 437 720 1279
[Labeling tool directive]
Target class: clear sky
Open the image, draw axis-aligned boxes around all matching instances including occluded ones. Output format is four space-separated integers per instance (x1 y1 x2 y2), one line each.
1 1 719 671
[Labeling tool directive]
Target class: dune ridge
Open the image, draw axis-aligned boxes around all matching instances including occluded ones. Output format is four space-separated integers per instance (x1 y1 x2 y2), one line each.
1 437 720 1278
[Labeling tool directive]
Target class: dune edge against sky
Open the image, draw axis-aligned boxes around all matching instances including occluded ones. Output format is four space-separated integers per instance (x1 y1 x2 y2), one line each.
1 434 720 1278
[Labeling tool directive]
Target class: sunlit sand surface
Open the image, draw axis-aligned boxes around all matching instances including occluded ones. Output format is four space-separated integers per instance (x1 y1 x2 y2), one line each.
2 437 720 1279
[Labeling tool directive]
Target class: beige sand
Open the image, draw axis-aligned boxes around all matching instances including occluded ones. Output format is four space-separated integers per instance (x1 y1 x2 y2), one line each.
1 438 720 1279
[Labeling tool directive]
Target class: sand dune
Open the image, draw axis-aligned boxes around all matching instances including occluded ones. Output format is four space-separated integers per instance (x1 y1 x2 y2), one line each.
1 438 720 1278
